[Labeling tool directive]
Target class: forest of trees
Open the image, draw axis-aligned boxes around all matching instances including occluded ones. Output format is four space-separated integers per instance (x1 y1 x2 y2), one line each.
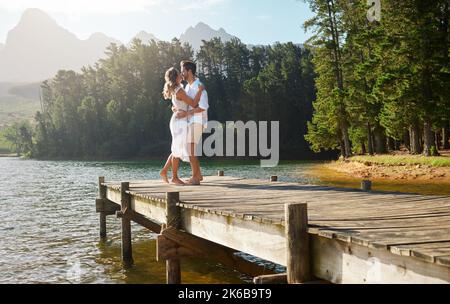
304 0 449 157
4 37 317 159
4 0 449 160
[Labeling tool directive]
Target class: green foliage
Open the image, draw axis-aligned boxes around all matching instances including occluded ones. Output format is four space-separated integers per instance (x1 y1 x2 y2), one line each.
0 128 12 153
3 121 33 156
11 38 317 159
303 0 353 157
304 0 450 157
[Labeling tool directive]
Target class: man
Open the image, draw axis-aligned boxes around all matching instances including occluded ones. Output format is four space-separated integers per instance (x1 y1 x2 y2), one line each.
178 60 209 185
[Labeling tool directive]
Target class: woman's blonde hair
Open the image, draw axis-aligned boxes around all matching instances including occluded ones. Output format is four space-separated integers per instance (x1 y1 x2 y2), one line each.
163 67 180 99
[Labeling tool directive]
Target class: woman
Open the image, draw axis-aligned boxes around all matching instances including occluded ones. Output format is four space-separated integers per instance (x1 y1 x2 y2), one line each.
160 67 204 185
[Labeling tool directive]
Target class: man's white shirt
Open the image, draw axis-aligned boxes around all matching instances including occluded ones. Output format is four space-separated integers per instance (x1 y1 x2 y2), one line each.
185 78 209 128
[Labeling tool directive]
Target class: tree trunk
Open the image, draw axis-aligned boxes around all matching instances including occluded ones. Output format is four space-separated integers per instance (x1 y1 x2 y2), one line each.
340 119 352 158
361 140 367 155
403 129 410 151
387 137 395 151
409 122 422 154
339 138 345 159
373 125 387 154
443 123 449 149
367 122 374 155
327 0 350 158
423 120 437 156
435 132 440 151
439 3 448 149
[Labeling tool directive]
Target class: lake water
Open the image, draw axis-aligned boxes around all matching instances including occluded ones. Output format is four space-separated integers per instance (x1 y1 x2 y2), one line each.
1 157 447 283
0 157 324 284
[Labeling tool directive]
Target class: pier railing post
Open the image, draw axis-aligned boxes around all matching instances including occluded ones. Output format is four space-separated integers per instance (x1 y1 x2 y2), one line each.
218 170 224 177
166 192 181 284
285 203 311 284
98 176 107 239
361 180 372 192
271 175 278 182
121 182 133 265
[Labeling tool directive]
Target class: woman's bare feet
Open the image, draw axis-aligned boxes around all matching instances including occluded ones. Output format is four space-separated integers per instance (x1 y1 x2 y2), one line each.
187 177 201 185
171 177 185 185
160 170 169 184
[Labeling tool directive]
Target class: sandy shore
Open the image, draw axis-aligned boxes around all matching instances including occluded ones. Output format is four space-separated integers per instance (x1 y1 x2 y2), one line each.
325 160 450 182
0 154 18 157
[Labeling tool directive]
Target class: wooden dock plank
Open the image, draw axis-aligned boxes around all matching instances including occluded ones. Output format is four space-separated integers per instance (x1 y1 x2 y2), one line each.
436 256 450 266
348 227 450 249
391 241 450 256
411 247 450 263
102 175 450 284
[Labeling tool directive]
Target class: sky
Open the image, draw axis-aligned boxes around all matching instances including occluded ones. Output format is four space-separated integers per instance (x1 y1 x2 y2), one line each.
0 0 314 45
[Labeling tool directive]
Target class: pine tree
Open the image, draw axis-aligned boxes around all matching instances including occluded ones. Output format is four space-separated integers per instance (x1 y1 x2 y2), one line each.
304 0 352 157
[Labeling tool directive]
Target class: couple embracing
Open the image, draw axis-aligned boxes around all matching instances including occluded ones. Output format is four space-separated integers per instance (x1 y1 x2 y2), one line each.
160 60 209 186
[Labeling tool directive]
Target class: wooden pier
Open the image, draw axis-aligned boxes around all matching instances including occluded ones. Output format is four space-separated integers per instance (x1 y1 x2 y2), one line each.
95 174 450 284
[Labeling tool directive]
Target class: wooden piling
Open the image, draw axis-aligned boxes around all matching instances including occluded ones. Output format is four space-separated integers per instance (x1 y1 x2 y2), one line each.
98 176 107 239
120 182 133 265
270 175 278 182
254 273 287 284
361 180 372 191
166 192 181 284
99 213 107 239
285 203 310 284
218 170 224 176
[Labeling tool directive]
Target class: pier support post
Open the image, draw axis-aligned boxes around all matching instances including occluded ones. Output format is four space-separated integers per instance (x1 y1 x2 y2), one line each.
121 182 133 265
361 180 372 191
100 213 107 239
285 203 311 284
218 170 224 176
254 273 287 284
271 175 278 182
98 176 107 239
165 192 181 284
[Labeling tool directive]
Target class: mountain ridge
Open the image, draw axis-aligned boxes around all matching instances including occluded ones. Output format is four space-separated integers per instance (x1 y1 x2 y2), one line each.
131 31 160 45
0 9 285 83
179 22 236 51
0 8 119 82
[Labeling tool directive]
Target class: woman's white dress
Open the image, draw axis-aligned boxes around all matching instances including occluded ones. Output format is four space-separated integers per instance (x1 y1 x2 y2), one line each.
170 86 190 163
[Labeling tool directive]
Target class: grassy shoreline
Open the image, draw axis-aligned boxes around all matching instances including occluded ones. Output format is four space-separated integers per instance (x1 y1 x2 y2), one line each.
309 154 450 196
348 154 450 167
317 154 450 187
0 154 18 157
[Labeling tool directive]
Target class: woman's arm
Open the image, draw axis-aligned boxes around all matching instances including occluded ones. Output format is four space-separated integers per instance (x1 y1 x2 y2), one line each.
176 85 205 108
171 105 188 118
187 107 205 116
176 110 188 119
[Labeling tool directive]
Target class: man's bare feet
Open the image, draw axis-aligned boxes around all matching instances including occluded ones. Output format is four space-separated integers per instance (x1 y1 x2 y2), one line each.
171 177 185 185
160 170 169 184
